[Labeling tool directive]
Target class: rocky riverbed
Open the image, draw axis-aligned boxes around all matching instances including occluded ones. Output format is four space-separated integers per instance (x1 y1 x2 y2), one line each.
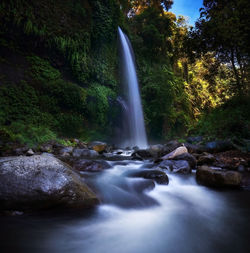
0 138 250 213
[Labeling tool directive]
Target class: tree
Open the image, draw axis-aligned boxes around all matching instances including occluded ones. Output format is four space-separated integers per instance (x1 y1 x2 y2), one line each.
119 0 173 16
190 0 250 95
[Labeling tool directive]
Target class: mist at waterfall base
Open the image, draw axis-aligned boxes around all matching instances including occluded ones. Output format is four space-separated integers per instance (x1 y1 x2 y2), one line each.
1 160 250 253
117 27 148 149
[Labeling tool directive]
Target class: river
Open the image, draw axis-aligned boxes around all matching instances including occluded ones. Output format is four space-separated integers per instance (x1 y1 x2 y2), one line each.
1 160 250 253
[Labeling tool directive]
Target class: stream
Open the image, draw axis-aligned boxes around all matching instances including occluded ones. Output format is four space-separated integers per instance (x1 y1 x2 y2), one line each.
1 160 250 253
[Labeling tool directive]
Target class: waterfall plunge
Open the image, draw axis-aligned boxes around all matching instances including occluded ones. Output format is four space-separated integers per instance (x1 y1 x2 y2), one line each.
118 27 148 149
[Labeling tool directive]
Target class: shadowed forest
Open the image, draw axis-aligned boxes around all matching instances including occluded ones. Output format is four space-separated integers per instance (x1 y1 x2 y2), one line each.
0 0 249 147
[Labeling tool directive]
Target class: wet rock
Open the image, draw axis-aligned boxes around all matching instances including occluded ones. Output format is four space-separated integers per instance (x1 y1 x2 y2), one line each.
133 146 139 151
125 169 169 185
132 149 152 159
186 136 203 144
73 159 111 172
26 149 35 156
89 141 107 153
205 140 234 153
148 144 165 157
197 153 216 166
0 155 99 210
162 145 188 160
163 140 181 154
171 153 197 170
72 148 99 158
58 146 73 157
159 160 191 174
196 165 242 188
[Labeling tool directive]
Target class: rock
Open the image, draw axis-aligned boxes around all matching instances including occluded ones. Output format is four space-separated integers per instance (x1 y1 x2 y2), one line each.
148 144 165 157
214 150 250 170
89 141 107 153
26 149 35 156
72 148 99 158
132 149 152 159
197 153 216 166
39 143 53 153
0 155 99 210
238 165 245 172
159 160 191 174
58 147 73 157
162 145 188 160
125 169 169 185
73 159 111 172
15 146 29 156
133 146 139 151
163 140 181 154
171 153 197 170
186 136 203 144
184 143 207 154
196 165 242 188
205 140 234 153
4 210 24 216
77 141 88 149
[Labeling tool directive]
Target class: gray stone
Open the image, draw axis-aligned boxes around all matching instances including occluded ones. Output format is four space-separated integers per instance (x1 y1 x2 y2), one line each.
72 148 99 158
0 155 99 210
132 149 152 159
125 169 169 185
171 153 197 170
197 153 216 165
26 149 35 156
159 160 191 174
196 165 242 188
73 159 111 172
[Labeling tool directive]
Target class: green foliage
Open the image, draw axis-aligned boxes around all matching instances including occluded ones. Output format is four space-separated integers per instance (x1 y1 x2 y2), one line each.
26 56 61 82
191 96 250 139
86 83 116 128
0 123 57 147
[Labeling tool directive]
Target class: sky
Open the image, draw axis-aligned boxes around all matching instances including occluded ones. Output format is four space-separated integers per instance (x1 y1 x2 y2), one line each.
170 0 204 26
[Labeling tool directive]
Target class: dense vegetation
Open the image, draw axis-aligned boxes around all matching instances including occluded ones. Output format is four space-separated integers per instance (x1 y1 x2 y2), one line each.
0 0 249 146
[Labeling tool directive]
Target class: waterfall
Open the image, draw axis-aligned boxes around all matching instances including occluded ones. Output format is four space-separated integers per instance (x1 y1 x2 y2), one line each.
118 27 148 149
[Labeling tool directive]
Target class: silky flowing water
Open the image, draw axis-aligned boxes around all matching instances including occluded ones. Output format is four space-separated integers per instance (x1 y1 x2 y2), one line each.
118 27 148 148
1 160 250 253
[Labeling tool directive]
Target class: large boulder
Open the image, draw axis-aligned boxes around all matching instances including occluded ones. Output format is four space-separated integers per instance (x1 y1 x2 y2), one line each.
124 169 169 185
0 155 99 210
162 145 188 160
196 165 242 188
73 159 111 172
158 160 191 174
